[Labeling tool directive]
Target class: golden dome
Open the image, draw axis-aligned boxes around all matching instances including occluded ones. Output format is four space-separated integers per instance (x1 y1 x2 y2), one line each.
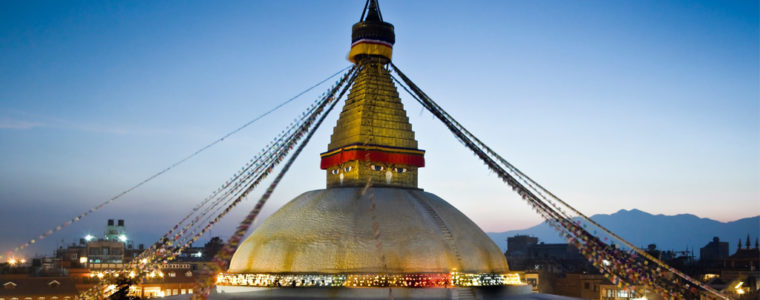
228 187 509 274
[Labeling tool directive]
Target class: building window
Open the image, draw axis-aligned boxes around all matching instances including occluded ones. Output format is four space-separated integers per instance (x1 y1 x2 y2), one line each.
185 271 193 277
52 298 58 300
168 272 176 277
173 289 178 295
526 278 537 287
181 289 187 294
38 297 45 300
584 282 590 289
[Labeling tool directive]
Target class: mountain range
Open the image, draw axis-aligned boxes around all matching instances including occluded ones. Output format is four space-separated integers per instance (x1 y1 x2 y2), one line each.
486 209 760 258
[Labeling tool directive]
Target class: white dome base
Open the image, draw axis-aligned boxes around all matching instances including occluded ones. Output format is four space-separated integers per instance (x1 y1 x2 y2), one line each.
229 187 509 274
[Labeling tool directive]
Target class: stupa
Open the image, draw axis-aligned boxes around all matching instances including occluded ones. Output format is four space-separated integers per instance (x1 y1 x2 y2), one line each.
214 1 533 298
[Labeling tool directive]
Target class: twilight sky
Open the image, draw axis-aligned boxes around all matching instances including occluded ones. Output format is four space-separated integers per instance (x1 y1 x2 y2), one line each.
0 0 758 258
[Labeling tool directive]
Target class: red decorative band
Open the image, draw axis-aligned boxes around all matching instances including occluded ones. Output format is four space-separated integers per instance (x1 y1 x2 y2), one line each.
320 149 425 169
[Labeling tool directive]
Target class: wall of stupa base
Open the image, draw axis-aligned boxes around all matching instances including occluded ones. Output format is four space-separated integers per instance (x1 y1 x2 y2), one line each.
213 286 534 299
326 160 418 188
217 272 524 288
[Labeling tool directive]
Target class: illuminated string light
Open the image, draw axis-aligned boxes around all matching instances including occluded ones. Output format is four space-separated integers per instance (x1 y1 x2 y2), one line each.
215 272 523 288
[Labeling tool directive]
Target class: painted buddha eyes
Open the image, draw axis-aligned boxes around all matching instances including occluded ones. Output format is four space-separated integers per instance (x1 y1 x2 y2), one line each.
331 166 352 174
369 164 408 173
332 165 408 174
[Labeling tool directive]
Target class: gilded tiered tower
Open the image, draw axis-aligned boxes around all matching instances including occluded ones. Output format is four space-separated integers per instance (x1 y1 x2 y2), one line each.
320 1 424 189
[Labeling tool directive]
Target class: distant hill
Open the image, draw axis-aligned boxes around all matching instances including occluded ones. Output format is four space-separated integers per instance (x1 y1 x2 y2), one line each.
487 209 760 258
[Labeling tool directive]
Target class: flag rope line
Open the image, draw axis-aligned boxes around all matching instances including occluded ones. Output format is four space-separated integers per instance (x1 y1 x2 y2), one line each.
161 65 352 235
7 66 351 256
392 69 686 298
193 66 360 299
390 64 727 300
75 67 356 299
136 85 334 264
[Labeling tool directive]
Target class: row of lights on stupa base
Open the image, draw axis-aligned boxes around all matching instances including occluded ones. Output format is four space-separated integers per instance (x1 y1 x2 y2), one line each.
216 272 523 288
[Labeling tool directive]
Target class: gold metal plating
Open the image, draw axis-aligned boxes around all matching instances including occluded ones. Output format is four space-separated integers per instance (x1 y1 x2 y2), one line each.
325 58 422 188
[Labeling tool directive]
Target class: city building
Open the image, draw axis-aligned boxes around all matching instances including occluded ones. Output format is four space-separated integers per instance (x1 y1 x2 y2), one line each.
716 235 759 299
506 235 539 258
504 236 719 299
505 235 592 274
0 276 79 300
1 219 223 299
103 219 127 242
723 235 759 271
700 237 729 262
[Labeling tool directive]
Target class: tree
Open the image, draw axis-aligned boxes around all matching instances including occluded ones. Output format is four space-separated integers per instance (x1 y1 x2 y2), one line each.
107 277 141 300
203 236 224 260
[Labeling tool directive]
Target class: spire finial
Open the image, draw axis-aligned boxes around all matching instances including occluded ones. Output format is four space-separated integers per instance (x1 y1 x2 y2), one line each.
747 234 751 249
349 0 395 63
363 0 383 22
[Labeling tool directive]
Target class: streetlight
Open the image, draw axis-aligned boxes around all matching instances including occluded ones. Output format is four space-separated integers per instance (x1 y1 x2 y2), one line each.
85 234 94 242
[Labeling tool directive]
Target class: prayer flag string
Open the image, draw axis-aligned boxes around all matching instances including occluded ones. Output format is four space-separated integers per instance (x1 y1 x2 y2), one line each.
390 64 728 300
192 66 360 299
75 67 356 299
7 66 351 257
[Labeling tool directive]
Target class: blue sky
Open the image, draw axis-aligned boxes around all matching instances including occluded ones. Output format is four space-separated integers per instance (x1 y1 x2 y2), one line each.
0 0 757 257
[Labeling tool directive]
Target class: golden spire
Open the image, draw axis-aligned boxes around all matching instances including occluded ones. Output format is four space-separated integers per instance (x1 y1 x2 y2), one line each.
320 1 424 188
